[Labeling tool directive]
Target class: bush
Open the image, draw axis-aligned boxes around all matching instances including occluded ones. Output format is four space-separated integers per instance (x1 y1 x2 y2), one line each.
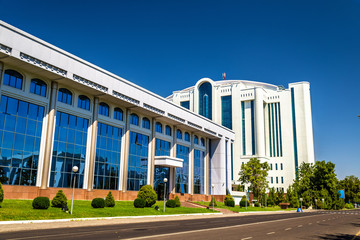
105 191 115 207
226 199 235 207
345 203 354 209
52 190 67 208
254 202 260 207
240 196 250 207
134 198 146 208
224 194 234 207
0 182 3 207
174 196 181 207
209 196 217 207
166 199 176 208
137 185 157 207
32 197 50 209
91 198 105 208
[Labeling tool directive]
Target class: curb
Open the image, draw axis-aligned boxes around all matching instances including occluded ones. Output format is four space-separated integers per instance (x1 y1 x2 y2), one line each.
0 212 223 225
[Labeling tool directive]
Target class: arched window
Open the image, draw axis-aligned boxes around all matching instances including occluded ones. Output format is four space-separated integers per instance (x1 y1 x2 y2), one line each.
30 79 47 97
176 129 182 139
200 137 205 146
78 95 90 110
142 117 150 129
114 107 123 121
99 102 109 116
194 136 199 145
3 69 23 89
155 122 162 133
165 125 172 136
184 132 190 142
198 82 212 120
58 88 72 105
130 113 139 126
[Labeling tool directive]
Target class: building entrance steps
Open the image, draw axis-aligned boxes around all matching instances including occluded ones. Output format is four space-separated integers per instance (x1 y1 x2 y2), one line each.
181 201 237 214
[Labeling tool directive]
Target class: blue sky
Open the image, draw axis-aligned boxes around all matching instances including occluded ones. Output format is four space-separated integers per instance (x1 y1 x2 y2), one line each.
1 0 359 179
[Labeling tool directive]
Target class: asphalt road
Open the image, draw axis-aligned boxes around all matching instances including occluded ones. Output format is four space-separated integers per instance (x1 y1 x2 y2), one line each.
1 210 360 240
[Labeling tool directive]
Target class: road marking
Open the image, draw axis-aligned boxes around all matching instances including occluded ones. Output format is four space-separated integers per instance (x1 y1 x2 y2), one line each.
322 220 326 222
316 221 320 223
308 223 312 225
241 237 253 240
285 228 292 231
267 232 275 235
298 225 303 227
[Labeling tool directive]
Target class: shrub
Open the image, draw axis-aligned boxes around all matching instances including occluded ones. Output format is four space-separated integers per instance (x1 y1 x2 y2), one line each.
226 199 235 207
240 196 250 207
32 197 50 209
209 196 217 207
0 182 3 207
224 194 234 207
166 199 176 208
134 198 146 208
254 202 260 207
91 198 105 208
345 203 354 209
174 196 181 207
105 191 115 207
137 185 157 207
52 190 67 208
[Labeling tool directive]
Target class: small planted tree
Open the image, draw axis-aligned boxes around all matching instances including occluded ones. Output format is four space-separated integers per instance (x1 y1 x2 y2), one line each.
105 191 115 207
52 190 67 208
239 195 250 207
224 194 235 207
209 196 217 207
32 197 50 209
174 195 181 207
137 185 157 207
91 198 105 208
0 181 4 208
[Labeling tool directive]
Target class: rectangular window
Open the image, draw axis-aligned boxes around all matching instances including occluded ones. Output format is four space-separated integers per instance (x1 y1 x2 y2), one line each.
281 177 284 184
281 163 283 170
275 163 278 170
194 149 205 194
241 101 246 155
271 177 273 184
176 144 190 194
180 101 190 109
276 177 278 184
221 96 232 129
270 163 273 170
251 100 255 155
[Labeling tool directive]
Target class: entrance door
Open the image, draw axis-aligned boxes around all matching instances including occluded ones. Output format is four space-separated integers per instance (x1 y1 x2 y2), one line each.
154 167 170 200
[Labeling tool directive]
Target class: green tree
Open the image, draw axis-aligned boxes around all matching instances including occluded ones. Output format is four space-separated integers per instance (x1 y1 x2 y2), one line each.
286 185 299 208
238 158 270 200
275 188 285 205
267 188 276 206
105 191 115 207
339 175 360 204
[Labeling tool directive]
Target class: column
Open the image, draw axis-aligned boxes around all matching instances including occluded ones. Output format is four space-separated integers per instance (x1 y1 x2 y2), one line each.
170 126 177 193
86 97 99 191
205 138 209 195
189 133 195 195
255 87 265 158
148 118 156 186
121 109 131 192
40 81 58 189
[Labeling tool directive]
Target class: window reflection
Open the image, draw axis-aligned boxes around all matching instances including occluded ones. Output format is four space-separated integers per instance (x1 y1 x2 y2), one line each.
99 102 109 116
175 144 189 194
30 79 47 97
130 113 139 126
78 95 90 110
194 149 205 194
155 122 162 133
3 69 23 89
114 108 123 121
165 125 171 136
142 118 150 129
58 88 72 105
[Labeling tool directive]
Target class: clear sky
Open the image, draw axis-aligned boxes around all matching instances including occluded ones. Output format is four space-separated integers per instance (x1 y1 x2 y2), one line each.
1 0 359 179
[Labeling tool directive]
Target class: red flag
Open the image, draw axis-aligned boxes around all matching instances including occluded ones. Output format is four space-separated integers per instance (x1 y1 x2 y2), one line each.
222 72 226 80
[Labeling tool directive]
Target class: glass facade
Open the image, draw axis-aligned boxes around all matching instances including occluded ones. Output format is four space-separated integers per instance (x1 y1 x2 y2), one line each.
30 79 47 97
94 123 122 190
155 122 162 133
184 132 190 142
58 88 72 105
268 103 283 157
142 118 150 129
194 149 204 194
198 82 212 120
130 113 139 126
291 88 299 174
99 102 109 116
155 138 170 156
180 101 190 109
50 112 88 188
78 95 90 110
176 129 182 139
127 132 149 191
114 108 123 121
221 95 232 129
241 101 246 155
3 70 22 89
0 96 44 185
175 144 189 193
154 138 171 199
165 125 171 136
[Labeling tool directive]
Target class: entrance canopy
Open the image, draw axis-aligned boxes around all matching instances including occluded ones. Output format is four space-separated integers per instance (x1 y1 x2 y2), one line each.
154 156 183 168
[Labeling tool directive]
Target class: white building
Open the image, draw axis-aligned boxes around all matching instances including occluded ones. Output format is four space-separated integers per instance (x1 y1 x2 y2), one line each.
168 78 315 197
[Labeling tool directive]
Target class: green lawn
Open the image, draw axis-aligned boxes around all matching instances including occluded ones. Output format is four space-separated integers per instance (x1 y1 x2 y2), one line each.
0 199 216 221
194 201 297 212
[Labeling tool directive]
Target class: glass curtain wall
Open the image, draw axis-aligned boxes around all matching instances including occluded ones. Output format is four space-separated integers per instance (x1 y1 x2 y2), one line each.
127 132 149 191
154 138 171 199
221 95 232 129
50 112 88 188
198 82 212 120
93 123 122 190
193 149 204 194
0 96 44 185
175 144 189 193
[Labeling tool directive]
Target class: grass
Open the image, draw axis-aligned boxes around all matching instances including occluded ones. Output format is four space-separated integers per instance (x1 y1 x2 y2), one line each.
0 199 216 221
194 201 297 212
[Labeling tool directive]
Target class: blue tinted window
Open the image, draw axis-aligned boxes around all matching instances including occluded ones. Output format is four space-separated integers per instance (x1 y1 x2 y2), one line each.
194 136 199 145
58 88 72 105
99 102 109 116
281 177 284 183
3 69 23 89
127 132 149 191
275 163 278 170
155 122 162 133
94 122 122 190
271 177 273 184
130 113 139 126
176 144 189 193
242 101 246 155
194 149 205 194
221 95 232 129
0 96 44 186
142 118 150 129
50 112 88 188
184 132 190 142
114 108 123 121
30 79 47 97
165 125 171 136
200 137 205 146
251 100 255 155
78 95 90 110
176 129 182 139
276 177 278 184
180 101 190 109
155 138 170 156
198 82 212 120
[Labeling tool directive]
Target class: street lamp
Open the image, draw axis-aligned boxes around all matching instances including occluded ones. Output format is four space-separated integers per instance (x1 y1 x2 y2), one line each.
245 188 248 210
211 184 215 211
299 197 303 209
70 166 78 215
163 178 168 212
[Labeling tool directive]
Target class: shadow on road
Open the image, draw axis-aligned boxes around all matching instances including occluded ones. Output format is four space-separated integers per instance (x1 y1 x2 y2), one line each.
316 233 356 240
